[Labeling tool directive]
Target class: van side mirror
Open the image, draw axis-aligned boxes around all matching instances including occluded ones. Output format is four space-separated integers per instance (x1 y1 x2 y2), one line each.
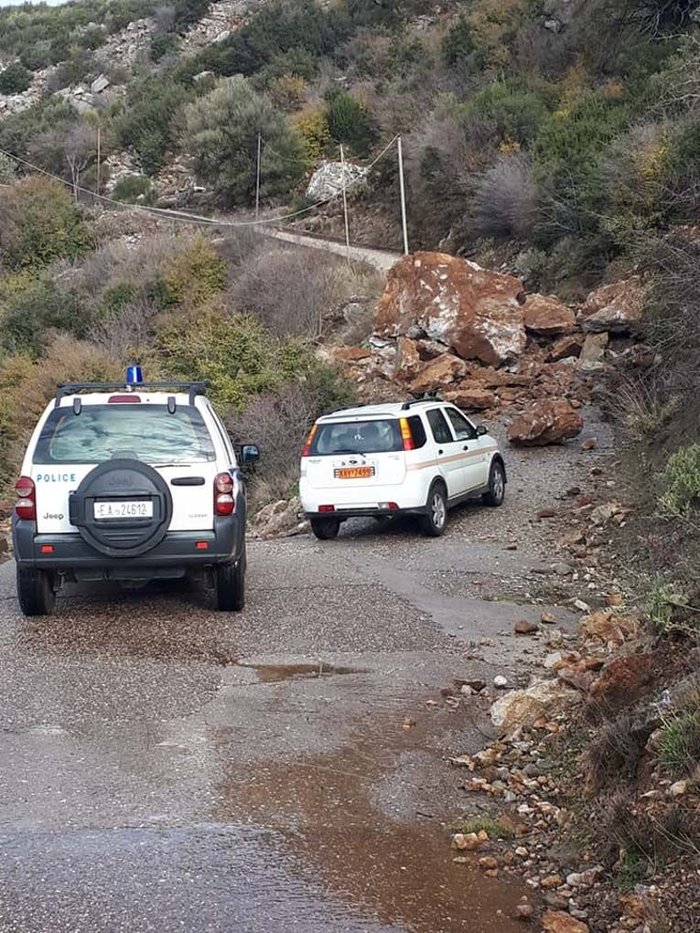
241 444 260 464
476 425 488 437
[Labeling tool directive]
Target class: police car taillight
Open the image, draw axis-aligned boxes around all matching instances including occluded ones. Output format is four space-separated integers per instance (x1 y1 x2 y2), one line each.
214 472 235 516
14 476 36 521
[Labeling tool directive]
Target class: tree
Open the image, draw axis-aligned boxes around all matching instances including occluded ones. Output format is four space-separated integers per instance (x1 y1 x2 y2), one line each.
29 120 95 200
325 90 377 157
184 76 307 207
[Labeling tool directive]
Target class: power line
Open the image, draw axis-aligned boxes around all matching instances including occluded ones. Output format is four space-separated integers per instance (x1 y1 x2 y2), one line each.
0 135 400 231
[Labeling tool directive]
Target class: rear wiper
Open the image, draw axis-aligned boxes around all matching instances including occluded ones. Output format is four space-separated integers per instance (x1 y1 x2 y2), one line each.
151 460 194 468
329 448 362 454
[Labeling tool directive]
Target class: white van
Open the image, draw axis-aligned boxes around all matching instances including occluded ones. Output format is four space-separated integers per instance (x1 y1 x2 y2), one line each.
299 399 506 539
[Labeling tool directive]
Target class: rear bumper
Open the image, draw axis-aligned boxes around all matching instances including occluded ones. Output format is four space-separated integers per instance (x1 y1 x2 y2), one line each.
12 514 244 574
305 506 428 520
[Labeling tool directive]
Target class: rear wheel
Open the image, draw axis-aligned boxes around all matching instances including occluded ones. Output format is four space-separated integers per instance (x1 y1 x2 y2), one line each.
421 484 448 537
482 461 506 507
310 517 340 540
215 559 245 611
17 568 56 617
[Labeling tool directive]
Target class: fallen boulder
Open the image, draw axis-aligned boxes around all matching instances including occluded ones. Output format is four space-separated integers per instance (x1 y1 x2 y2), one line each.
443 385 497 411
541 910 590 933
376 252 526 365
579 277 647 334
491 679 581 737
306 160 368 202
408 353 466 395
523 294 576 336
507 399 583 446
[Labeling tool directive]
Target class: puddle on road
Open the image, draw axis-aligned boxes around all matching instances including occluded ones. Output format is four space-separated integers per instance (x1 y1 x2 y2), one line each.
238 661 365 683
214 711 530 933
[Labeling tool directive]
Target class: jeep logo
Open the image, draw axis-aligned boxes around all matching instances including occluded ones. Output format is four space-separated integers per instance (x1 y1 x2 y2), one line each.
43 513 64 521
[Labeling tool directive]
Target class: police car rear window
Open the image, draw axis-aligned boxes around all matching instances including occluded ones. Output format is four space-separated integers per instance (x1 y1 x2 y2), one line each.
33 405 216 465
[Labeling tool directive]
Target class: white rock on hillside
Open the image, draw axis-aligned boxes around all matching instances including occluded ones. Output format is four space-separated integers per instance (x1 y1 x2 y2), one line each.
306 161 368 202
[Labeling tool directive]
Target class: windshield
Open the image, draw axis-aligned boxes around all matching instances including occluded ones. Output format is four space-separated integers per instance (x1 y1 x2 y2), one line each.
311 419 402 455
34 404 217 465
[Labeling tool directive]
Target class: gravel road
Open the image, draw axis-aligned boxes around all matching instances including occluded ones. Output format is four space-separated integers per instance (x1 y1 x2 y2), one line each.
0 410 615 932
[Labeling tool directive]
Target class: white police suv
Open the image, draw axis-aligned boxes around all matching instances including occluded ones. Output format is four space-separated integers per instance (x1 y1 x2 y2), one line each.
300 399 506 540
12 368 259 616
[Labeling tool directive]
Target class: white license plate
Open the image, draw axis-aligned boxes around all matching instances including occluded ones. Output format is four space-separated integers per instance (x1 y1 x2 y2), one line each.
93 500 153 520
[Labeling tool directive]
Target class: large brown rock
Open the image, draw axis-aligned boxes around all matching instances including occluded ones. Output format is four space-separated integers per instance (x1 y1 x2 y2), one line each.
541 911 590 933
394 336 422 378
443 385 497 410
408 353 466 395
589 653 654 709
376 252 526 365
580 277 647 334
523 294 576 336
507 399 583 446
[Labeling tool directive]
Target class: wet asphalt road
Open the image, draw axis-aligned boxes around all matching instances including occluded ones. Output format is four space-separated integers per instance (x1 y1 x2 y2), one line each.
0 423 611 932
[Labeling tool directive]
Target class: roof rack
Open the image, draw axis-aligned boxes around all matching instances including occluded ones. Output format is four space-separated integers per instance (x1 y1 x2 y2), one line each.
55 381 208 408
400 393 443 411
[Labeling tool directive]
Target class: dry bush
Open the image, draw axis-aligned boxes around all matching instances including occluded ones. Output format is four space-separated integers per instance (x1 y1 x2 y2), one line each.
212 229 266 274
72 233 182 302
0 336 121 496
225 382 319 503
230 245 383 339
91 209 161 244
585 712 654 790
89 297 164 364
472 153 538 240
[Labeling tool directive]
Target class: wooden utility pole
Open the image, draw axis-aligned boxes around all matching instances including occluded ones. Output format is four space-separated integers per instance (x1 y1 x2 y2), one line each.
255 133 262 220
340 143 350 260
397 135 409 255
96 123 101 198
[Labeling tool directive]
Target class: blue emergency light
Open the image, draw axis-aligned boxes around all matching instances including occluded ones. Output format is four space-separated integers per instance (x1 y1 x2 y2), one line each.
126 365 143 385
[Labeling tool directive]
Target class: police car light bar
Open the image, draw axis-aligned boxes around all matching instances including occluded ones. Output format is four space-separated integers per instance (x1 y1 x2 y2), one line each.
126 365 143 385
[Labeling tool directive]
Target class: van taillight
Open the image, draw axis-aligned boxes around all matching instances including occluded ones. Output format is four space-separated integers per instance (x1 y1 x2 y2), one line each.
301 424 318 458
399 417 415 451
214 472 235 516
15 476 36 521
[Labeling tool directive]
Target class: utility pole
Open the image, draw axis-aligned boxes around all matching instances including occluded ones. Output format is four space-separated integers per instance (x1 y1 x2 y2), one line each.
340 143 350 260
96 122 101 198
397 135 409 255
255 133 262 220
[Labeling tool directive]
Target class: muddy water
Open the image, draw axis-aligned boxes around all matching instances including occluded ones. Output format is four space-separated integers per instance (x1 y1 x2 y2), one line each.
214 710 527 932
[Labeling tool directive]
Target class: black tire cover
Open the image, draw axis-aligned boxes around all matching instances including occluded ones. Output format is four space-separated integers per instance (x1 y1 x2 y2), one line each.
69 459 173 558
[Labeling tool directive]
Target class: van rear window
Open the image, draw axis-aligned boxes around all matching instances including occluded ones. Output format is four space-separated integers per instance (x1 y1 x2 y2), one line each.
34 405 216 465
311 420 403 455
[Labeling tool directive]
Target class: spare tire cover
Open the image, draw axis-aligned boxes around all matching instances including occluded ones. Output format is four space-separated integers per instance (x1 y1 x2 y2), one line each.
69 459 173 558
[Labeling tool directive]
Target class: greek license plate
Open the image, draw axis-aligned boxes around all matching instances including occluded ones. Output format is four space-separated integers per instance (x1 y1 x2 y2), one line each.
94 500 153 520
334 467 375 480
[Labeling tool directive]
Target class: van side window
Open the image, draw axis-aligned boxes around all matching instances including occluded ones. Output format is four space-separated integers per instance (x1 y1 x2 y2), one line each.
407 415 427 449
426 409 453 445
445 408 477 441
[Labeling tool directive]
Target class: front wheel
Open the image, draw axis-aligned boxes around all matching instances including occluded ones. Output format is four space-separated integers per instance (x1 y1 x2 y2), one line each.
214 560 245 611
421 484 448 537
482 461 506 507
17 568 56 617
310 517 340 540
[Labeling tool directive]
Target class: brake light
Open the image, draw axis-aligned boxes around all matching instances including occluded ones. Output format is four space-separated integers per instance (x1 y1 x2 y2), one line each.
14 476 36 521
301 424 318 457
214 472 235 516
108 395 141 403
318 505 335 512
399 417 415 451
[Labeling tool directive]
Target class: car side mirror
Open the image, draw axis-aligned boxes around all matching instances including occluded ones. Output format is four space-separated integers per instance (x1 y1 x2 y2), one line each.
241 444 260 464
476 425 488 437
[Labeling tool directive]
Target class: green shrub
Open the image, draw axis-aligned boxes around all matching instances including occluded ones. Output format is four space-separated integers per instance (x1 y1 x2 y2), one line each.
0 152 16 184
0 61 32 94
325 90 377 157
184 77 307 207
150 32 178 62
113 174 156 204
464 81 554 148
163 236 227 307
658 699 700 775
660 444 700 517
0 275 84 358
442 14 480 71
0 177 93 271
117 73 193 175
